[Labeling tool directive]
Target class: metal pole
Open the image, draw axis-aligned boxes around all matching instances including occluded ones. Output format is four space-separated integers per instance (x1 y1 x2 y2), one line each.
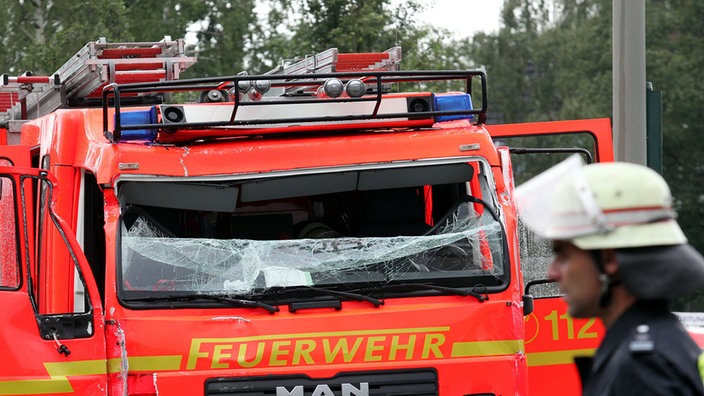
613 0 647 164
646 82 663 174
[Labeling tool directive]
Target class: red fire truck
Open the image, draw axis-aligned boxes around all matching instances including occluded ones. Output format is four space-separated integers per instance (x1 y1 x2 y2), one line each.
0 37 618 395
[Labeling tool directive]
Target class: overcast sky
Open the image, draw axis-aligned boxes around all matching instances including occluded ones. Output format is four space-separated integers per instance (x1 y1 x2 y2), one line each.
419 0 502 37
246 0 503 38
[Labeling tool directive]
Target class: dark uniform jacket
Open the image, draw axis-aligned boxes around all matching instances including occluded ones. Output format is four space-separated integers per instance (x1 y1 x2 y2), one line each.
578 300 704 396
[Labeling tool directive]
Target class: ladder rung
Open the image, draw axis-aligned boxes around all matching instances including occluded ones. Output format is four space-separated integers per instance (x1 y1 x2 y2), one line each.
0 92 18 100
113 62 167 71
113 70 167 84
0 92 19 113
78 71 168 98
336 52 396 71
99 47 164 59
337 53 388 65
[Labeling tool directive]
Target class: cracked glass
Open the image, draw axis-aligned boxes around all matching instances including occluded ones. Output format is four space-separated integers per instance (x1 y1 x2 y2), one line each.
118 161 507 305
0 173 20 289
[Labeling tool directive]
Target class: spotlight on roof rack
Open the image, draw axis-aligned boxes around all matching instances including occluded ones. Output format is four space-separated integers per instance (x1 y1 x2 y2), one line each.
319 78 344 98
161 106 185 123
236 71 252 93
345 79 366 97
253 80 271 94
200 90 228 103
237 80 252 93
248 79 272 101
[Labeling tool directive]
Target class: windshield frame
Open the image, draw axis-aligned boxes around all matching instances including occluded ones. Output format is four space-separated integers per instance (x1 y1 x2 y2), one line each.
115 157 510 309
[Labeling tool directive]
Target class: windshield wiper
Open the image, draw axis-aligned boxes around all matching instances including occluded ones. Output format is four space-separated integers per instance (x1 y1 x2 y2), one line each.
273 286 384 307
372 282 489 302
123 294 280 313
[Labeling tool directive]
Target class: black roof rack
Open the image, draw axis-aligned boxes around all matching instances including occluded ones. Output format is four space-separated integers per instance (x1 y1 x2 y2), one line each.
102 69 488 143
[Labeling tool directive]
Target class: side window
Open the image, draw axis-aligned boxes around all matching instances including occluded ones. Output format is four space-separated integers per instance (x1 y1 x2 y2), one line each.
18 168 95 341
0 168 20 290
34 156 92 318
82 172 106 303
495 133 596 297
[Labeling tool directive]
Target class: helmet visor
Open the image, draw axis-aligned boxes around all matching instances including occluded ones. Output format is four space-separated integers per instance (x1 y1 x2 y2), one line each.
514 155 610 241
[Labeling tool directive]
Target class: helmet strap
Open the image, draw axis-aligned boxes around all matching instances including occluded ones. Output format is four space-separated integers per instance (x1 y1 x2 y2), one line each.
598 273 612 307
590 250 621 308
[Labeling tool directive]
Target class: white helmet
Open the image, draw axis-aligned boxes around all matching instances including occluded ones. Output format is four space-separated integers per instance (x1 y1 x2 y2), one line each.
514 155 686 250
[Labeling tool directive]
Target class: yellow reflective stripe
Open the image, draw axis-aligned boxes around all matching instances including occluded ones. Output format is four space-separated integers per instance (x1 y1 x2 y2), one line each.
106 358 123 376
527 348 596 367
0 360 106 395
451 340 524 358
106 355 182 373
698 352 704 385
0 356 182 395
0 378 74 395
44 361 107 377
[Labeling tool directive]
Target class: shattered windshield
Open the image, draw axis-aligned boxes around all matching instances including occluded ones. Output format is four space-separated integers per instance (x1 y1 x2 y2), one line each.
118 161 508 306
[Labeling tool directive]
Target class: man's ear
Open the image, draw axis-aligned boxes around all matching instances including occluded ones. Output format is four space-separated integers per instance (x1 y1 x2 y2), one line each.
601 249 619 276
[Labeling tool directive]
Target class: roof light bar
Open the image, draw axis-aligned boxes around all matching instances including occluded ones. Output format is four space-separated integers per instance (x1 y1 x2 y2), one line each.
116 107 158 141
434 93 474 122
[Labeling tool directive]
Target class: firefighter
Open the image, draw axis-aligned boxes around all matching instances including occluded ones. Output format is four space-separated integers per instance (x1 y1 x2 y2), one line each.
515 155 704 395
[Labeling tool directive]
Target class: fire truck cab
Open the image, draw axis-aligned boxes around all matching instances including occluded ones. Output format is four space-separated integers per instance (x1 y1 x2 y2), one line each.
0 38 614 395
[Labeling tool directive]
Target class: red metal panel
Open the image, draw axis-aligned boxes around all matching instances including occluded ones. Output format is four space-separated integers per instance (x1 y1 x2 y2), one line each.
0 167 108 394
525 297 603 395
337 53 389 71
100 47 163 59
485 118 614 162
0 92 19 113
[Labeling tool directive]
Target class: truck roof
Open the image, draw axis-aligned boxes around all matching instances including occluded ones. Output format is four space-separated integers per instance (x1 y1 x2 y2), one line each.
20 106 498 186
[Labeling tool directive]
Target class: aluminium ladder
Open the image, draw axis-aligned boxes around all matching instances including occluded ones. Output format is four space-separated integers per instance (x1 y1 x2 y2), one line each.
0 36 196 130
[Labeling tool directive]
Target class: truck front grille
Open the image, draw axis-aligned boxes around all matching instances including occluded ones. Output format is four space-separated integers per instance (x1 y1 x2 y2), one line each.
205 368 438 396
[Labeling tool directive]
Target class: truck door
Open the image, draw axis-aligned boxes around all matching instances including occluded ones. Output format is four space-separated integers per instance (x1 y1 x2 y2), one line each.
486 118 613 396
0 147 107 395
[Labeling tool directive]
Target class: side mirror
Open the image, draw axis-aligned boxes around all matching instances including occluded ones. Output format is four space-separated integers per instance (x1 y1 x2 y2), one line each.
522 294 534 316
523 278 561 316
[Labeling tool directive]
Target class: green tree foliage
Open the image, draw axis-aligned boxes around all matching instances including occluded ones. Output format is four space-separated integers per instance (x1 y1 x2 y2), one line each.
185 0 258 76
252 0 476 94
260 0 422 58
0 0 256 76
0 0 450 76
467 0 704 269
0 0 130 74
250 0 459 74
644 0 704 255
121 0 210 43
464 0 611 124
467 0 703 310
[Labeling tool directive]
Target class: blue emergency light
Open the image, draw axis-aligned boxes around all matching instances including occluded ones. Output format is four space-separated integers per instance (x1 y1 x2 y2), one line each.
434 93 473 122
116 107 158 141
